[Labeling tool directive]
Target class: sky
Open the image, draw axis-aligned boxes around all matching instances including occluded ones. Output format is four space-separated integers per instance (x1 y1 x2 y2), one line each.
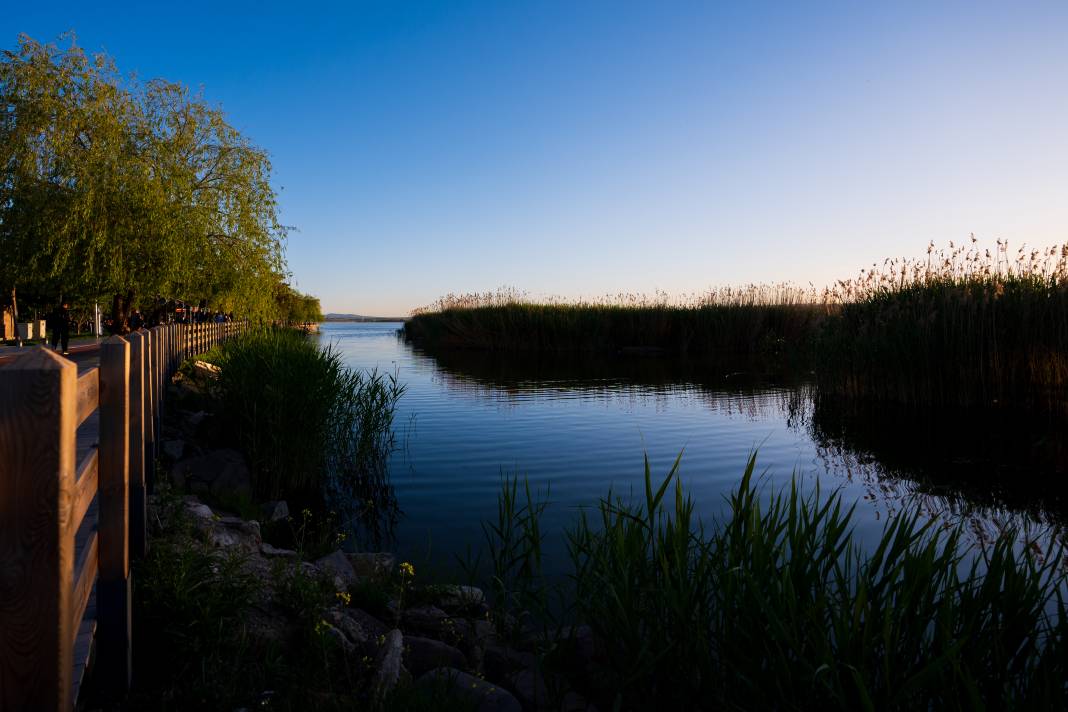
4 1 1067 316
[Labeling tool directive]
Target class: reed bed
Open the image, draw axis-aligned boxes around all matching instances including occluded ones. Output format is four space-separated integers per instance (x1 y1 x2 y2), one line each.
407 284 826 365
819 239 1068 411
482 454 1068 711
211 328 405 533
407 239 1068 411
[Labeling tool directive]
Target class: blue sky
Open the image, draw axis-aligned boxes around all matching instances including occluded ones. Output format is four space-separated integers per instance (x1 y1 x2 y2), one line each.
4 2 1067 315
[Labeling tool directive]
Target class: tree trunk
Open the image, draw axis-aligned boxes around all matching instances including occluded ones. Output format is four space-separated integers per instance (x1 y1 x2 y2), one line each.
10 286 21 347
108 290 135 335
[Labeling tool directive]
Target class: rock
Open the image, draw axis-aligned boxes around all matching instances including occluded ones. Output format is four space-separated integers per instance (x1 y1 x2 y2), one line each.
315 550 359 589
347 552 395 580
207 517 262 551
418 667 522 712
371 629 405 702
193 359 221 377
436 585 486 611
402 605 449 635
186 410 208 427
261 500 289 522
484 646 537 683
321 621 356 654
172 449 252 500
347 608 391 640
403 635 468 677
161 439 185 461
560 691 599 712
260 542 298 558
509 667 567 711
185 500 214 520
326 608 373 648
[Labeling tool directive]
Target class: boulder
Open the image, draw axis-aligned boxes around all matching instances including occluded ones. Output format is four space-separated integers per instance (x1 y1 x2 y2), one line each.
260 542 298 558
161 439 186 461
402 605 449 635
186 410 208 427
192 359 221 378
347 552 395 580
172 449 252 500
347 608 391 640
207 517 261 551
371 629 405 702
185 500 215 521
484 646 537 684
315 550 359 590
436 584 486 611
261 500 289 522
320 621 356 654
418 667 522 712
403 635 468 677
325 608 374 649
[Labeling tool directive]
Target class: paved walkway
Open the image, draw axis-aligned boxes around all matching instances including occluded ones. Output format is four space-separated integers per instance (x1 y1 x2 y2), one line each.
0 335 104 357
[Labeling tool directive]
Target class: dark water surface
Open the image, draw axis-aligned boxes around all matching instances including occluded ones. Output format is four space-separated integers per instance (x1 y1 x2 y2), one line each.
319 322 1067 573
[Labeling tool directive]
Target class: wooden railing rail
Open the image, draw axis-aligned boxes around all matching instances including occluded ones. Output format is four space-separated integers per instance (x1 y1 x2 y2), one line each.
0 321 245 710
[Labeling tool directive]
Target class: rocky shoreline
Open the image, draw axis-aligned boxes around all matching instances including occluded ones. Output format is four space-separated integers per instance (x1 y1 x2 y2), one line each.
146 360 603 711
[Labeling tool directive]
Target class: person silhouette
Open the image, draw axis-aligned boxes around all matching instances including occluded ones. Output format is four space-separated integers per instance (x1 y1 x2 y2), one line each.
50 302 71 355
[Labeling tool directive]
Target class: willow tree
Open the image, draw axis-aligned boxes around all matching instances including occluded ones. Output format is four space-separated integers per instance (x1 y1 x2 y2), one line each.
0 33 287 324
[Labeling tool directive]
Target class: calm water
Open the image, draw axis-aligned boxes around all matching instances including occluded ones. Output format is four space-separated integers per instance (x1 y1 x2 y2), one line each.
319 322 1067 572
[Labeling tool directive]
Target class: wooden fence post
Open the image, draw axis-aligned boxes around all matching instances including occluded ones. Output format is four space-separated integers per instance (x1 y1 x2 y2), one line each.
98 335 131 694
0 348 77 711
143 329 155 472
127 331 147 560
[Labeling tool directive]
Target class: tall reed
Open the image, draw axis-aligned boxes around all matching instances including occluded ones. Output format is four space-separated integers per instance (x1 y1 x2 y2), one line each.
213 328 406 530
407 240 1068 412
818 239 1068 411
406 285 825 365
481 454 1068 710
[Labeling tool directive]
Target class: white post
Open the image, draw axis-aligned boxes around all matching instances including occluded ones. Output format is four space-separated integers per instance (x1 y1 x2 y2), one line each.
95 303 102 337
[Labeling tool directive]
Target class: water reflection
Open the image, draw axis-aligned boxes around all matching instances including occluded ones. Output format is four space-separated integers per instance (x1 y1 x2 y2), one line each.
322 323 1066 568
410 338 1068 542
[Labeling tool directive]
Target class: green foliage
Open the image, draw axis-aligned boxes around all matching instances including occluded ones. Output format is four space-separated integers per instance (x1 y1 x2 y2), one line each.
0 33 287 318
131 490 264 709
477 454 1068 711
214 328 405 538
472 474 550 641
276 282 324 324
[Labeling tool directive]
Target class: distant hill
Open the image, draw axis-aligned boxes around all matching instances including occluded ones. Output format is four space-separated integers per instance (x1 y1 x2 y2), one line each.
323 313 407 322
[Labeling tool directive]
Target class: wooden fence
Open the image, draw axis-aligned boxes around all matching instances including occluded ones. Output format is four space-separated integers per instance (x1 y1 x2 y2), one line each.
0 321 243 710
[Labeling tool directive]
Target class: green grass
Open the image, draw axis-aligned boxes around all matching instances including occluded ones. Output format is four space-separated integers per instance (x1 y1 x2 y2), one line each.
476 453 1068 711
206 327 405 539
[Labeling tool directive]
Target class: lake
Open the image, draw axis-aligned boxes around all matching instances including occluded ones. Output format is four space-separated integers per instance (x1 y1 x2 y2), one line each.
319 321 1067 574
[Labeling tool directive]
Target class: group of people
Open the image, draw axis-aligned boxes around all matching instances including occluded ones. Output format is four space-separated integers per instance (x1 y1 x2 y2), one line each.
46 296 238 356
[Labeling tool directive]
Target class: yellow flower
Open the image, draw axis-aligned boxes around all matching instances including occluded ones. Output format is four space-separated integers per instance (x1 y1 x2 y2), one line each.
399 562 415 578
336 591 352 606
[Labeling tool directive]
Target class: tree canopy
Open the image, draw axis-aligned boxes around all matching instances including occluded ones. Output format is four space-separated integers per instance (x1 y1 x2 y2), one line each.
0 33 315 321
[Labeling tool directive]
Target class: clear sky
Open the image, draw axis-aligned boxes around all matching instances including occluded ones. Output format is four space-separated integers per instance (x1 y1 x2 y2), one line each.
4 2 1067 315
